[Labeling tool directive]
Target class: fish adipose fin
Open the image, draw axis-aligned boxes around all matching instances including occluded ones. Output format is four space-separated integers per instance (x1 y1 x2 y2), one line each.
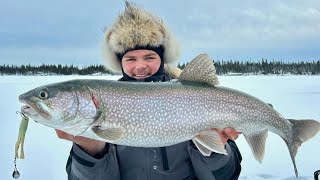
192 130 227 156
178 54 219 86
92 126 125 141
285 119 320 177
243 129 268 163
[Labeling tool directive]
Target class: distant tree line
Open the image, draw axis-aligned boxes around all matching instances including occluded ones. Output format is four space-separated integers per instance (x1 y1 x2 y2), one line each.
1 59 320 75
0 64 116 75
178 59 320 75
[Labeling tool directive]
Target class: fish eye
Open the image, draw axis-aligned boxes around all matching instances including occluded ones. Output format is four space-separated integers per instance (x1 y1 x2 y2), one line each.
39 90 49 99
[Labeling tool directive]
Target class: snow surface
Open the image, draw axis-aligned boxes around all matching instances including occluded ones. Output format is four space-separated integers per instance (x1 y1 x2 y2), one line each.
1 75 319 180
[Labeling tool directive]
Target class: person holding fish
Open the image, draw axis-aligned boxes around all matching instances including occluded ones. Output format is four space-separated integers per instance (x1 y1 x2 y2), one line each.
56 2 242 180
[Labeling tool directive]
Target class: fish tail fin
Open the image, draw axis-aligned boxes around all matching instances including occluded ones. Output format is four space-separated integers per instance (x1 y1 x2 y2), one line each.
285 119 320 177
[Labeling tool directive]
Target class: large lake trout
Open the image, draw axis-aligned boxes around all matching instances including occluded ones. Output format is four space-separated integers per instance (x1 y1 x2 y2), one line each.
19 54 320 177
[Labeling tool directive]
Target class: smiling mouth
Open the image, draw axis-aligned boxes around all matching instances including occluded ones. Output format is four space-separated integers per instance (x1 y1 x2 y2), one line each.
134 74 150 79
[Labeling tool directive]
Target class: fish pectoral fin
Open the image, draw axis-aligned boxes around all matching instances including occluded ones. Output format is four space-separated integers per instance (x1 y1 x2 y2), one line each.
92 126 125 141
192 130 227 156
243 129 268 163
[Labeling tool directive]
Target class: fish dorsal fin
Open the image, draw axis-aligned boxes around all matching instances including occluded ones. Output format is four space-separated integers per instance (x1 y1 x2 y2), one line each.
178 54 219 86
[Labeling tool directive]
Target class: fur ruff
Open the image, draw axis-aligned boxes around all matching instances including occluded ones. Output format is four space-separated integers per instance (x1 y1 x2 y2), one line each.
102 1 180 72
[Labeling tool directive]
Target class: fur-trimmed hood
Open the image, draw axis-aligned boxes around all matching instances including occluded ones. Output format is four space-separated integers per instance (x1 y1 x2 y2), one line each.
101 1 180 73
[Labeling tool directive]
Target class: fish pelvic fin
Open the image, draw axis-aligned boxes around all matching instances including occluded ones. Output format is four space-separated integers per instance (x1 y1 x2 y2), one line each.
192 139 212 156
192 130 227 156
92 126 125 142
285 119 320 177
243 129 268 163
178 54 219 86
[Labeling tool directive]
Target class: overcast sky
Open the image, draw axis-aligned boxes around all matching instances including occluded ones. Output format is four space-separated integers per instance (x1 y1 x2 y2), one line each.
1 0 320 66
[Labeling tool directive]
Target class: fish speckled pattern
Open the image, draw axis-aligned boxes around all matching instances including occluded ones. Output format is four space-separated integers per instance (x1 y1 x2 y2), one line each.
19 54 320 177
82 81 286 146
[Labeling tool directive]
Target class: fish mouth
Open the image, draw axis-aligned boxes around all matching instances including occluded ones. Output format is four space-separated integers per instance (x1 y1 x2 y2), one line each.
19 99 50 120
21 104 37 116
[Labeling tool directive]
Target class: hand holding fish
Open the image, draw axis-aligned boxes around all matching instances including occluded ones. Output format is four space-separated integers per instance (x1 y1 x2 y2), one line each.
214 128 241 145
55 129 106 157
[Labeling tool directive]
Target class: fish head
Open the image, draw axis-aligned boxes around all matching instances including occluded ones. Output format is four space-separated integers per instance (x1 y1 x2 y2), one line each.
18 82 79 128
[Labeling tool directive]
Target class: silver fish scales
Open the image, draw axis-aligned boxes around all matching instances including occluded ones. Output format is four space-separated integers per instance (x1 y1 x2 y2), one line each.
19 54 320 177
